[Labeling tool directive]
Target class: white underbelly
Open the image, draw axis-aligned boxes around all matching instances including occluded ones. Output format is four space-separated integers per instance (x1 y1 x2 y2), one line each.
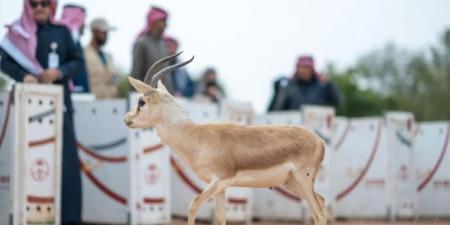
232 162 294 188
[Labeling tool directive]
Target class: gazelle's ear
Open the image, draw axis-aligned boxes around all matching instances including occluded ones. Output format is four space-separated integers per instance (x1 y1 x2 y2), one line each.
128 76 154 93
157 80 169 93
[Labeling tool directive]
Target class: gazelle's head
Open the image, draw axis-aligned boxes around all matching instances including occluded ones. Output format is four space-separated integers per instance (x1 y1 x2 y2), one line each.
124 52 194 128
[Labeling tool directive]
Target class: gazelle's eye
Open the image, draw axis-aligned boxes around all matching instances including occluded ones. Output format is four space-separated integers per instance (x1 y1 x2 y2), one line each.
138 99 145 108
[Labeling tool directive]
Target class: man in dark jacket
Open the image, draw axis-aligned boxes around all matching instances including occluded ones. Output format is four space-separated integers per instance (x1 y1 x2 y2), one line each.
0 0 82 224
164 36 196 97
272 55 340 111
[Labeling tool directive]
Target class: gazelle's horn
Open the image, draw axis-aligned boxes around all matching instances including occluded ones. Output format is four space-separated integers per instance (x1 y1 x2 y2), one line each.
150 56 194 88
143 51 183 84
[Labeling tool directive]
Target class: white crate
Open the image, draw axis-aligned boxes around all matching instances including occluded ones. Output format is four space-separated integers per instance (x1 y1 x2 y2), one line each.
0 84 63 225
128 93 171 225
0 91 14 225
333 117 389 218
385 112 417 219
416 121 450 218
73 99 129 224
219 100 254 124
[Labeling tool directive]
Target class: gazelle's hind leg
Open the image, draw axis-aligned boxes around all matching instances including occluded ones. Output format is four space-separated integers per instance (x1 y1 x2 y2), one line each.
284 178 318 223
215 191 226 225
290 169 327 225
315 192 327 219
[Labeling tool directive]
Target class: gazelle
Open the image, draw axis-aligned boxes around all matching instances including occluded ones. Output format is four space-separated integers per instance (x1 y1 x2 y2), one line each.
124 52 327 225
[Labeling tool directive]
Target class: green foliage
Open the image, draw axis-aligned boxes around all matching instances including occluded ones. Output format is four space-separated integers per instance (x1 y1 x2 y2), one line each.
328 67 394 117
0 71 8 90
117 75 131 98
330 28 450 121
0 76 5 90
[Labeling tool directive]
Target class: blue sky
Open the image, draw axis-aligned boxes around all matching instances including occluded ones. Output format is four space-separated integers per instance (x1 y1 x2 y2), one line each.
1 0 449 112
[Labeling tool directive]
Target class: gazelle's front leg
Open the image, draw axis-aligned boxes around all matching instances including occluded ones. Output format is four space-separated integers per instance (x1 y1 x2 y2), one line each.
188 178 231 225
215 190 226 225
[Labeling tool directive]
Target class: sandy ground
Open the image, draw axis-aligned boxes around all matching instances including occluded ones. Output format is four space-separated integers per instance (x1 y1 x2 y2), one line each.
170 218 450 225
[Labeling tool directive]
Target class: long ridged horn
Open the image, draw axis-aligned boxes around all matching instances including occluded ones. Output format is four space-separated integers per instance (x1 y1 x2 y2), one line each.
143 51 183 84
150 56 194 88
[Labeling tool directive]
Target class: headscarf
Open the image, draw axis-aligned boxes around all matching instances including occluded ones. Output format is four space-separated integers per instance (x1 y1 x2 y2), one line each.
59 4 86 41
294 55 318 78
136 6 168 40
0 0 58 75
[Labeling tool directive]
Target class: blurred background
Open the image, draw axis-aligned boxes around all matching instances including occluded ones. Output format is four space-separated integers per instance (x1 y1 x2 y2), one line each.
1 0 449 118
0 1 450 225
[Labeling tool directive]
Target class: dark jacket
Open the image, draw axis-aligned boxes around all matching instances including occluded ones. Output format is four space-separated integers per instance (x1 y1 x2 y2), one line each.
268 77 289 111
0 22 83 224
169 59 196 97
272 76 340 111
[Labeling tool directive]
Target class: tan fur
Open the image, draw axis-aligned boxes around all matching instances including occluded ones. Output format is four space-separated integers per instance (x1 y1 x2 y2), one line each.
180 123 323 177
124 77 327 225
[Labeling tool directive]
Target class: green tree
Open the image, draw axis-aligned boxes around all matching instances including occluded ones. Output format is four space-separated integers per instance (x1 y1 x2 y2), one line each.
351 29 450 121
327 65 395 117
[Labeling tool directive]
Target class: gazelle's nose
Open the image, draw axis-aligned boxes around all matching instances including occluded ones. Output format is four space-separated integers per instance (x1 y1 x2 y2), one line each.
123 117 133 126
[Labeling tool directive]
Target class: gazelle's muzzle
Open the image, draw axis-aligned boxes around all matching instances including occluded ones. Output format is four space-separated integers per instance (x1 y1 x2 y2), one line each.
124 117 133 126
123 108 138 127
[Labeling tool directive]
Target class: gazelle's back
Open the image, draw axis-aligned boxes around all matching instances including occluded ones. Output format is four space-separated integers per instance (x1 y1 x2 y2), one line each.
190 123 324 171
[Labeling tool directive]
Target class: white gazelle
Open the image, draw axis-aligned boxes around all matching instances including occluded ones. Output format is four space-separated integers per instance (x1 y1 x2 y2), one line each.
124 52 328 225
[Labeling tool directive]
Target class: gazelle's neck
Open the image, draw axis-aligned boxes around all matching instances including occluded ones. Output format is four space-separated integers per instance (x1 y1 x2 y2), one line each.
153 99 197 161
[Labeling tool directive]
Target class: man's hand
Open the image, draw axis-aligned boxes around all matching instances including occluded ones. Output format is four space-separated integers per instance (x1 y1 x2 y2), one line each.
23 74 38 83
40 69 61 83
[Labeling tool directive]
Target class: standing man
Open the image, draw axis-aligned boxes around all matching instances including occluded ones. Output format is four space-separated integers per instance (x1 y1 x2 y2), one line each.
84 18 118 99
0 1 83 224
59 4 90 93
131 6 175 93
272 55 340 110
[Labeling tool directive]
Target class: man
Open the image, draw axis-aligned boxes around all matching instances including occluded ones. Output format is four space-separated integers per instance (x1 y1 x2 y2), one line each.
131 6 175 93
267 76 289 111
0 0 83 224
84 18 118 99
272 55 340 110
164 36 195 97
59 4 90 93
197 67 226 97
193 81 222 103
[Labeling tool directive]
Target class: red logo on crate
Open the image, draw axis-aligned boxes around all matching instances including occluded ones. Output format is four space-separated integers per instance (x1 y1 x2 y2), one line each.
326 114 333 128
0 175 10 189
399 165 409 181
31 158 50 182
145 164 160 185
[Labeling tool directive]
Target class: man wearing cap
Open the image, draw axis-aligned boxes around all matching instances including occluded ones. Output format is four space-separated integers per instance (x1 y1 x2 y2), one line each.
272 55 340 110
84 18 118 98
131 6 175 93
